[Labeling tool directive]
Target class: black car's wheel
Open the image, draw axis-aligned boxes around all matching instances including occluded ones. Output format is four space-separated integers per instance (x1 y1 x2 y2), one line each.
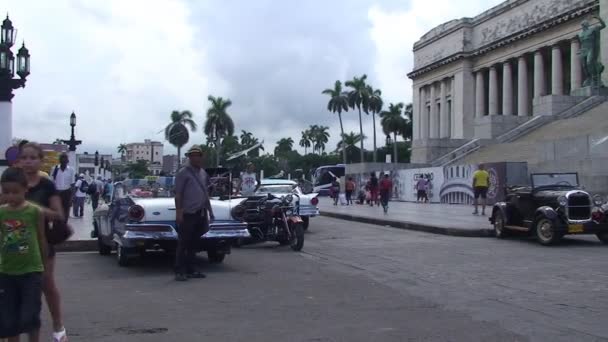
493 211 510 239
534 217 562 245
290 223 305 251
116 245 130 267
302 217 310 231
94 222 111 255
596 233 608 244
207 250 225 263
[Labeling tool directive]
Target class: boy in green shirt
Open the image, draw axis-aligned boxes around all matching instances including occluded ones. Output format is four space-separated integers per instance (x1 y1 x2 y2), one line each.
0 167 47 342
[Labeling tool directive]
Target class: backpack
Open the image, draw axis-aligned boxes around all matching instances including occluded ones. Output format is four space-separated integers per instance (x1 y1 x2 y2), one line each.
79 180 89 194
86 181 97 195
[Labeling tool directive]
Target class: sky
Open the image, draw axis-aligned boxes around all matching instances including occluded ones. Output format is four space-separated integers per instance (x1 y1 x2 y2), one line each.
5 0 503 157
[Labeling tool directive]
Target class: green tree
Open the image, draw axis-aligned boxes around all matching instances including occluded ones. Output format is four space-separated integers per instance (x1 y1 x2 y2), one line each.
205 95 235 167
367 85 383 163
164 110 197 169
117 143 127 162
337 132 365 163
299 129 312 155
401 103 414 142
240 130 253 147
274 137 294 157
322 80 349 165
125 159 150 179
380 102 406 163
345 74 370 163
311 125 330 154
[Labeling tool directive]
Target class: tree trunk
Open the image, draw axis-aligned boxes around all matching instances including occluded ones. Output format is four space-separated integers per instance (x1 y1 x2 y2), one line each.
358 107 365 163
393 132 398 164
338 112 347 165
372 112 377 163
177 146 181 170
216 138 221 167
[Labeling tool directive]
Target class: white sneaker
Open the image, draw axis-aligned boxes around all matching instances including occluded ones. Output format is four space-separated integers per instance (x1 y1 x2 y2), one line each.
53 328 68 342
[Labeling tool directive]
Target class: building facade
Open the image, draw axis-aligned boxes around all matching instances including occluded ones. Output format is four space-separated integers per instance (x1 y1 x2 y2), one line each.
162 155 179 175
408 0 601 163
125 139 164 165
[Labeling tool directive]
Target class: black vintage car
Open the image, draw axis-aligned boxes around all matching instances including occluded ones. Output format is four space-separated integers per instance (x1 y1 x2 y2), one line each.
489 173 608 245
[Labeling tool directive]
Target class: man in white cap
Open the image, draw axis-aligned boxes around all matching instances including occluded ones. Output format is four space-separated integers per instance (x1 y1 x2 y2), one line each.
72 174 88 218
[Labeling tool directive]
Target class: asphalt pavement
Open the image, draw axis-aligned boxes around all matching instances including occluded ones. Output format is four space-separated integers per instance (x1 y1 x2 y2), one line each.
43 217 608 341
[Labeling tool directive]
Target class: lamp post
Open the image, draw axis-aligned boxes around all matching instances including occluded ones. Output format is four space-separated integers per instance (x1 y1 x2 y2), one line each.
0 14 30 168
61 112 82 171
94 151 99 179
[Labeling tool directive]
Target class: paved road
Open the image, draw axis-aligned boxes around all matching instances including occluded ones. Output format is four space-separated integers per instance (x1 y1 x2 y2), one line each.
44 217 607 341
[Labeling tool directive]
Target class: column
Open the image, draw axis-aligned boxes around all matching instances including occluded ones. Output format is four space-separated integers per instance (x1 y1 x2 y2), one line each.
488 66 499 115
475 71 486 117
502 61 513 116
420 87 428 139
551 45 563 95
429 84 438 138
440 80 449 138
412 86 420 140
571 39 583 91
517 56 529 116
534 50 545 99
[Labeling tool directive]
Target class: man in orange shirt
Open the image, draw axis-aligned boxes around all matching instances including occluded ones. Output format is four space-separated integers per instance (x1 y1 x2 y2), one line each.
345 177 355 205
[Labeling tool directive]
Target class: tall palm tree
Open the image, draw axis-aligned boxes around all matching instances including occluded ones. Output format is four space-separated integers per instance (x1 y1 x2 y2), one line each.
240 130 254 147
345 74 370 163
117 143 128 162
322 80 349 164
380 103 406 164
299 130 312 155
401 103 414 142
367 86 384 163
274 137 294 157
337 132 365 163
205 95 235 167
164 110 197 169
312 125 330 154
307 125 319 154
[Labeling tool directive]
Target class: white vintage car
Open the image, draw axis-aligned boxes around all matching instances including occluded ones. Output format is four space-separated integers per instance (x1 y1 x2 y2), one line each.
255 179 320 230
92 176 250 266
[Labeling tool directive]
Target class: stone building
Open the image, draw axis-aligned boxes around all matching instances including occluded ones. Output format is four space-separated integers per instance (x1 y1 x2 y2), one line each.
125 139 164 165
408 0 602 163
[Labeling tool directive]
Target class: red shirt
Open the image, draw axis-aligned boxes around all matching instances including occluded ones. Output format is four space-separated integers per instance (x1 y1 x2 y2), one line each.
379 178 392 192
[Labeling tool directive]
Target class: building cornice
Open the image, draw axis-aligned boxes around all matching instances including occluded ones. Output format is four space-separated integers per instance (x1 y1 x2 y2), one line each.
408 2 597 80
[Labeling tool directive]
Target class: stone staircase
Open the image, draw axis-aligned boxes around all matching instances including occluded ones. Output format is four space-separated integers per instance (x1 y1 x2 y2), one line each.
430 95 607 167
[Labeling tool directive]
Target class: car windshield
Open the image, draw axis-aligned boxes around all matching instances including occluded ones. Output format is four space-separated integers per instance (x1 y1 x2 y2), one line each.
532 173 578 188
115 178 176 199
256 185 295 194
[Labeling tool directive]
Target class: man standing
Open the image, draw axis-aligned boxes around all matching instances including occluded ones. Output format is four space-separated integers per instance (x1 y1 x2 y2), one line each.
369 172 379 207
345 177 355 205
415 176 427 203
239 162 259 197
174 146 214 281
472 164 490 216
51 153 75 222
379 173 393 214
91 176 104 211
72 174 88 218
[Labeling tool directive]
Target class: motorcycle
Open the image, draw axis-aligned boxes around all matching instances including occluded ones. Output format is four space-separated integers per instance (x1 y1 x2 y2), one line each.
238 193 305 251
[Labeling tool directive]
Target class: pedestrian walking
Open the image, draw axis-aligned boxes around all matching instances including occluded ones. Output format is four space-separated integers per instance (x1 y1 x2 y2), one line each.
72 174 87 218
379 173 393 214
18 143 69 342
416 176 428 203
345 177 355 205
90 176 104 211
103 179 113 203
472 164 490 216
50 153 75 223
369 172 379 207
0 167 48 342
174 146 215 281
330 177 340 206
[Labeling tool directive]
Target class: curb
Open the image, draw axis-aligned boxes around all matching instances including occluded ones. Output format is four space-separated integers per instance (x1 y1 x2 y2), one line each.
55 240 98 253
320 212 494 237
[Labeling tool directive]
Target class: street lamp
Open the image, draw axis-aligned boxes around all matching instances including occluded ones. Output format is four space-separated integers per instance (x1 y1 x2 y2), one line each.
0 14 30 168
61 112 82 152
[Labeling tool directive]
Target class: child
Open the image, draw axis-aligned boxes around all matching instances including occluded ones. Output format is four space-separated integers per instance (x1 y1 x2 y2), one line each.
0 167 47 342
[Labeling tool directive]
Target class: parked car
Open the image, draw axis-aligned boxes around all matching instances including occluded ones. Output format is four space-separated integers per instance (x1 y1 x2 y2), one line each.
92 175 250 266
489 173 608 245
254 179 319 230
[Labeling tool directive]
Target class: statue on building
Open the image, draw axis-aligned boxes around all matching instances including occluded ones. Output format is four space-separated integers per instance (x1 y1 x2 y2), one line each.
579 15 607 87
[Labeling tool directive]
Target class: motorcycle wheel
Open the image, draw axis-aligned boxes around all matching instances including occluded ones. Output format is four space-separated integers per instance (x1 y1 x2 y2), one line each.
290 223 305 251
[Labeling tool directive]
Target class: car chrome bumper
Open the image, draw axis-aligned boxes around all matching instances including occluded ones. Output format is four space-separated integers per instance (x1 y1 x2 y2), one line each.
121 221 250 242
299 205 320 217
557 221 608 234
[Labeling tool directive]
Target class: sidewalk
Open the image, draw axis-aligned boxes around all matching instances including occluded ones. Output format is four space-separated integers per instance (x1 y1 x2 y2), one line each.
318 197 494 237
56 203 97 252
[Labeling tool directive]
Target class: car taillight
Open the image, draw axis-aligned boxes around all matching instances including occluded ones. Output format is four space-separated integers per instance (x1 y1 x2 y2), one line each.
231 205 246 221
310 197 319 206
128 205 145 221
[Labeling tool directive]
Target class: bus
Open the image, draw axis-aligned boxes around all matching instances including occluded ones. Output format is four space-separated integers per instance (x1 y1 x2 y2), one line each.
312 164 345 196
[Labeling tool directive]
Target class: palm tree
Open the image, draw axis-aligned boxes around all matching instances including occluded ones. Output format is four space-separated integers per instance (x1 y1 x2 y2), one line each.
240 130 254 147
345 74 370 163
164 110 197 169
117 143 128 162
401 103 414 142
322 80 349 164
274 137 294 157
380 103 406 164
299 130 312 155
367 85 384 163
310 125 330 154
205 95 235 167
337 132 365 163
